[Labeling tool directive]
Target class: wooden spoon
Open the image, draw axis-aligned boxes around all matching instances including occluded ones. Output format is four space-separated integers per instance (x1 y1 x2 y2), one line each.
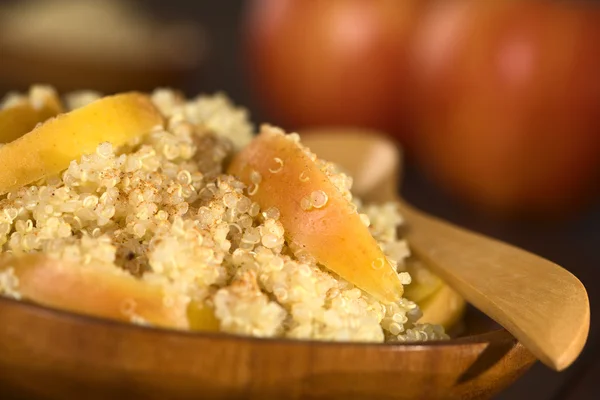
301 128 590 372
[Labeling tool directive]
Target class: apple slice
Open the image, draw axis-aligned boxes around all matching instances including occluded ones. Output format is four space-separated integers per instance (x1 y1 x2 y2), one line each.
402 258 465 329
228 125 404 303
0 92 163 194
0 87 63 143
0 253 188 329
418 284 466 330
187 300 220 331
402 258 444 303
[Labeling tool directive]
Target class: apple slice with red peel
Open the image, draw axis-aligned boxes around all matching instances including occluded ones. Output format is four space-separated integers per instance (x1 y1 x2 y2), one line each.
0 253 188 329
228 125 404 303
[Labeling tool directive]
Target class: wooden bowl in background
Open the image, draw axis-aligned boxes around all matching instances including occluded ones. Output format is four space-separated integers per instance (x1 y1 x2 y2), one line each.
0 0 206 94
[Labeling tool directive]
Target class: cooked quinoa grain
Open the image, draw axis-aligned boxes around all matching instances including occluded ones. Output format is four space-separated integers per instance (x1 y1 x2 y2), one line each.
0 88 448 342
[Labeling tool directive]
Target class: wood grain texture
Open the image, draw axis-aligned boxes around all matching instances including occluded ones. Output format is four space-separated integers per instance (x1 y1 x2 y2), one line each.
0 298 535 400
398 200 590 371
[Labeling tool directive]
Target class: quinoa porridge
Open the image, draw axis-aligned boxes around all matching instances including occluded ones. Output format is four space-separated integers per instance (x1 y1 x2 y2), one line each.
0 86 449 343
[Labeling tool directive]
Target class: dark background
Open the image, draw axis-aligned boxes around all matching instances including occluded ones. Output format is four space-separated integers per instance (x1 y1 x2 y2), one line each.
144 0 255 118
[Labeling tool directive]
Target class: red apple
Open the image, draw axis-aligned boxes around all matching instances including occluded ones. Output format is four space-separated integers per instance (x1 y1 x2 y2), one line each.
409 0 600 216
244 0 422 144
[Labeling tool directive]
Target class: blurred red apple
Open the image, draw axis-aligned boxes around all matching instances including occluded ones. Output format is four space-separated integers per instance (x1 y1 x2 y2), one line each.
244 0 422 144
410 0 600 216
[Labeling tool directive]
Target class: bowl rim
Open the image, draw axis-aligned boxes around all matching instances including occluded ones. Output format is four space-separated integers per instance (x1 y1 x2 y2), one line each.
0 295 514 349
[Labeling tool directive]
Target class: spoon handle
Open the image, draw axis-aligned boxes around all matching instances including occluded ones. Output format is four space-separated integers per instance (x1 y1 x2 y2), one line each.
397 200 589 371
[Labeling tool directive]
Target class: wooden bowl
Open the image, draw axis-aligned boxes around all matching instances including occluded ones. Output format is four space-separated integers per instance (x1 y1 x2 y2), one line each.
0 298 535 400
0 131 536 400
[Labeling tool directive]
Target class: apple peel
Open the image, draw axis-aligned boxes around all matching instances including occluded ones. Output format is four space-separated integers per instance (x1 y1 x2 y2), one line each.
0 253 188 329
0 89 63 143
418 284 466 330
187 299 220 332
228 125 404 303
0 92 163 194
402 259 444 303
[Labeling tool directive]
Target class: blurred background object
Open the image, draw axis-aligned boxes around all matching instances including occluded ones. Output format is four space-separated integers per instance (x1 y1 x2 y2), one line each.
243 0 600 218
244 0 422 146
409 0 600 217
0 0 206 93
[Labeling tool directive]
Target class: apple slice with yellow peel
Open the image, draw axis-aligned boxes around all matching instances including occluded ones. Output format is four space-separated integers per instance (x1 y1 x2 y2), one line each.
0 92 163 194
0 253 188 329
0 87 63 143
402 258 444 303
418 284 466 330
402 258 465 329
228 125 404 303
187 300 220 331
